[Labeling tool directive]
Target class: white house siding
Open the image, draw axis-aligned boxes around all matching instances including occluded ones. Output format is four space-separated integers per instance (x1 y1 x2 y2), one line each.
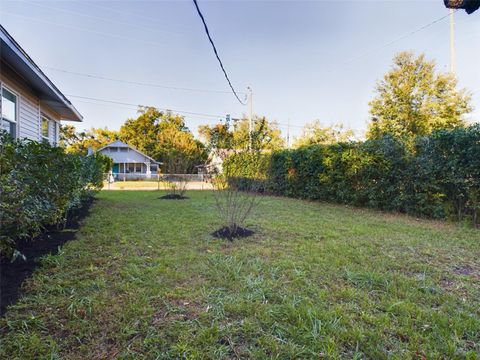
99 147 152 164
1 66 38 140
98 141 160 180
41 105 61 145
1 67 61 145
18 95 40 141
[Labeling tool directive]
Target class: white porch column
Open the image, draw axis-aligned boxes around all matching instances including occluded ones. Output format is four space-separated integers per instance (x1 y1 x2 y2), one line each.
146 162 151 179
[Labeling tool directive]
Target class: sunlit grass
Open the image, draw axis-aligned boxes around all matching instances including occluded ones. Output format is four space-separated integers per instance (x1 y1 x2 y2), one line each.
103 180 165 190
103 181 212 190
1 191 479 359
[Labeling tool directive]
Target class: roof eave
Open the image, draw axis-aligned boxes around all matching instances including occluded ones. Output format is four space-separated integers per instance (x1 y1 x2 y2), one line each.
97 140 160 164
0 25 83 122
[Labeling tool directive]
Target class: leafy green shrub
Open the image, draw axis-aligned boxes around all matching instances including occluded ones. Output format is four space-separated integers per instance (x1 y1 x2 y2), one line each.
223 152 270 192
415 126 480 222
0 133 105 258
224 125 480 225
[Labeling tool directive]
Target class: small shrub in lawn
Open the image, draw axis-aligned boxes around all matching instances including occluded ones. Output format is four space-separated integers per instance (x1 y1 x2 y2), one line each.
160 154 192 200
211 173 259 240
206 119 273 240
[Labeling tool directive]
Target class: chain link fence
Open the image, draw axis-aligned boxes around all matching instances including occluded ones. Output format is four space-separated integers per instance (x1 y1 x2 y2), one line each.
103 173 213 190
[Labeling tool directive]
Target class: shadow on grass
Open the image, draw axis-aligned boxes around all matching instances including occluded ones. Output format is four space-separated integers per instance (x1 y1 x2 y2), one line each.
0 198 95 316
159 194 189 200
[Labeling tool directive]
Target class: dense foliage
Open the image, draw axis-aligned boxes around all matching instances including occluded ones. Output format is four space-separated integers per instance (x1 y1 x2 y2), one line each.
60 125 119 155
120 107 207 172
61 107 207 172
368 52 471 141
224 125 480 225
294 120 355 147
199 116 285 151
0 133 107 258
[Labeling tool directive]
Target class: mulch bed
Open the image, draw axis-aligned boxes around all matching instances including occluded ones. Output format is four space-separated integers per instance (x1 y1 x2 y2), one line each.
212 226 254 241
159 194 189 200
0 198 94 316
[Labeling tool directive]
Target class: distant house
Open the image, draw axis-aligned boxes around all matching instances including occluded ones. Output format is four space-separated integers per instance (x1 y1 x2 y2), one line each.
0 25 82 144
96 140 161 180
196 149 232 176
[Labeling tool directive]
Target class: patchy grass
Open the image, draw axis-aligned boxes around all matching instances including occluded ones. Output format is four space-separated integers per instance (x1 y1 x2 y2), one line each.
1 191 479 359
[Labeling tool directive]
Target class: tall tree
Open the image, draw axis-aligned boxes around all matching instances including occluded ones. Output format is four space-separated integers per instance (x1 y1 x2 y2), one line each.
61 126 119 155
59 124 78 148
198 123 233 149
120 107 206 171
155 111 207 170
294 120 354 147
199 116 284 151
233 117 285 151
119 106 161 156
367 52 472 141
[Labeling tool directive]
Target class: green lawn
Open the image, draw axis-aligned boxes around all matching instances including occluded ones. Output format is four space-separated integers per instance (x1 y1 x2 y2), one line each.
1 191 479 359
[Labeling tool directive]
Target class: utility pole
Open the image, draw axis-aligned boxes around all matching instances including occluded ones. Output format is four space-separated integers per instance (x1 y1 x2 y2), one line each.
247 86 253 151
449 8 456 75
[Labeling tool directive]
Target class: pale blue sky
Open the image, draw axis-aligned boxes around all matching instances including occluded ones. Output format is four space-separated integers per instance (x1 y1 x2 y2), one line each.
1 0 479 140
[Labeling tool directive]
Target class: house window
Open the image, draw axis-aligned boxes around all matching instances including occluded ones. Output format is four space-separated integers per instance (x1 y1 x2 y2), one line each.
41 116 49 141
127 163 134 173
120 147 128 152
135 163 143 173
1 87 17 139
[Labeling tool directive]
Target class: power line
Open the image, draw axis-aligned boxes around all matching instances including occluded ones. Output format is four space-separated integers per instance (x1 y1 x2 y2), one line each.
7 5 247 97
21 0 174 37
65 94 226 119
10 2 246 95
81 1 181 34
67 93 303 129
45 66 244 95
192 0 246 105
2 11 169 49
74 97 306 136
339 10 459 67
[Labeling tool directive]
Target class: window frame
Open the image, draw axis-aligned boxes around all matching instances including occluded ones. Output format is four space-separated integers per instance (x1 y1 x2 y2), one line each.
41 115 50 142
1 85 19 139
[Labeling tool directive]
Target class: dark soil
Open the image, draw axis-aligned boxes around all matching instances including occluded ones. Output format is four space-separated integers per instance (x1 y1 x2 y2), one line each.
453 265 475 275
159 194 189 200
0 198 94 316
212 226 254 241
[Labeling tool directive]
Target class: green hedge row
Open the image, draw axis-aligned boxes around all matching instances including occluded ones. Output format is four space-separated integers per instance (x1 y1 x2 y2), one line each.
224 125 480 224
0 133 110 258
